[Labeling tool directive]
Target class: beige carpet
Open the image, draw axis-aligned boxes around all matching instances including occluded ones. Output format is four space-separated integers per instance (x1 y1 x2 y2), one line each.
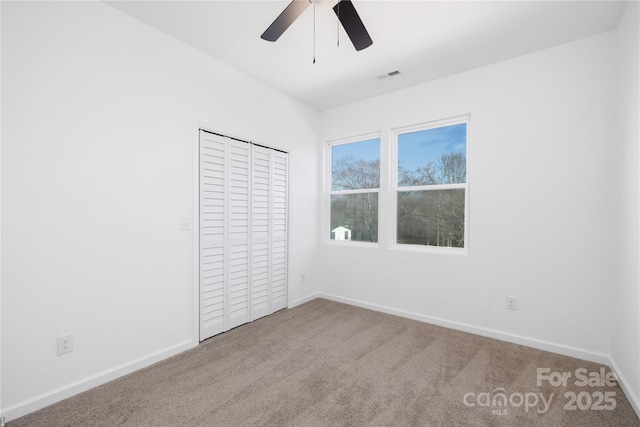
8 298 640 426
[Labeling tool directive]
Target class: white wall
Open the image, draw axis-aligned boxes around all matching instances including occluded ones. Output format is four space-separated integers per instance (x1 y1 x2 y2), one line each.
319 33 617 360
1 1 319 419
612 0 640 413
0 0 3 418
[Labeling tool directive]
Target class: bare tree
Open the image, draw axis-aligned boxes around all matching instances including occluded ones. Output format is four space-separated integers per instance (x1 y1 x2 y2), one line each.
331 152 465 246
438 152 466 184
332 156 379 190
331 156 379 242
397 152 466 247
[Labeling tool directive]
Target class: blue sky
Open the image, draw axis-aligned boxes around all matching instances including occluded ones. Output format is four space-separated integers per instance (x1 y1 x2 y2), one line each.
330 123 466 172
398 123 467 172
332 138 380 168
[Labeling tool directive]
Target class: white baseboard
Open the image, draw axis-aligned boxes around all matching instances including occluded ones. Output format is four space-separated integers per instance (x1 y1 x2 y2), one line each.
290 291 319 308
317 292 611 365
609 356 640 420
2 339 197 422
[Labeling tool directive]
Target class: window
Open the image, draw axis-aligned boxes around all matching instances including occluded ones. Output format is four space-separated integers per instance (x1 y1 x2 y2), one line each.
325 117 468 252
394 118 468 249
328 136 380 243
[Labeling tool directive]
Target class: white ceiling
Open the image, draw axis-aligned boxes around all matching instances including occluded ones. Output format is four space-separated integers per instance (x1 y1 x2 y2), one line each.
106 0 628 111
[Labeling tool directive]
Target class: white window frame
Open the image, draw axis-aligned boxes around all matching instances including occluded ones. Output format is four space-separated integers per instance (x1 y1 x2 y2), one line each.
325 132 381 247
390 115 470 255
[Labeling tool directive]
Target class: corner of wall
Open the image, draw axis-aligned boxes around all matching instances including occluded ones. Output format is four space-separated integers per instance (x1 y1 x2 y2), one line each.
611 0 640 420
610 355 640 420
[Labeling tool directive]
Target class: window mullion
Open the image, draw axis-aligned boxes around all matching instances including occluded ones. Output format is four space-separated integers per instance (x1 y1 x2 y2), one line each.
397 183 466 193
330 188 379 196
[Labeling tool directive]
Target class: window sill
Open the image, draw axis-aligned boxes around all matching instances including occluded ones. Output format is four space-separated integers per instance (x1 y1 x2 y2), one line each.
324 239 379 249
389 243 468 256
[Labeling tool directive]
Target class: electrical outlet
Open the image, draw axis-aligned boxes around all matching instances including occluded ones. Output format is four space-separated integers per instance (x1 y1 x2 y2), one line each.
301 273 306 283
57 334 74 356
506 297 518 311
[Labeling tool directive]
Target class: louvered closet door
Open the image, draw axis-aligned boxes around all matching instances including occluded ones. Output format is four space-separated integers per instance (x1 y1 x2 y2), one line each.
226 139 251 330
199 131 227 340
200 131 288 341
251 145 271 320
270 151 288 313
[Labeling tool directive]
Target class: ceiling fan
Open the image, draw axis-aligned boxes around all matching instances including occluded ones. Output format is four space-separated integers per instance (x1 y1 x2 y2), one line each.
261 0 373 51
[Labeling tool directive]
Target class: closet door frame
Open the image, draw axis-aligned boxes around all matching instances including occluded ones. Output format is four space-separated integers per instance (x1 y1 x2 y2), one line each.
192 122 290 343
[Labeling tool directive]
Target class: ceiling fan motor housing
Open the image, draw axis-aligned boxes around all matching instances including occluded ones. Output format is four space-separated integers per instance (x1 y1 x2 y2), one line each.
311 0 342 9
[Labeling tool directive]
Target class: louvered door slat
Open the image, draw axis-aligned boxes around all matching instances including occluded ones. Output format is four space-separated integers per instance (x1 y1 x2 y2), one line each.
251 146 271 320
226 140 251 329
200 131 227 339
270 151 288 313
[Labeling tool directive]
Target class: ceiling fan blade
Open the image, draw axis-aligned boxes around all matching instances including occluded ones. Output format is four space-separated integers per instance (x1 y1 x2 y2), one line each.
261 0 311 42
333 0 373 51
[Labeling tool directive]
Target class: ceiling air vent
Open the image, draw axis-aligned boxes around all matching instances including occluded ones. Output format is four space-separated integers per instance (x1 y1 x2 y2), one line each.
377 70 401 80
